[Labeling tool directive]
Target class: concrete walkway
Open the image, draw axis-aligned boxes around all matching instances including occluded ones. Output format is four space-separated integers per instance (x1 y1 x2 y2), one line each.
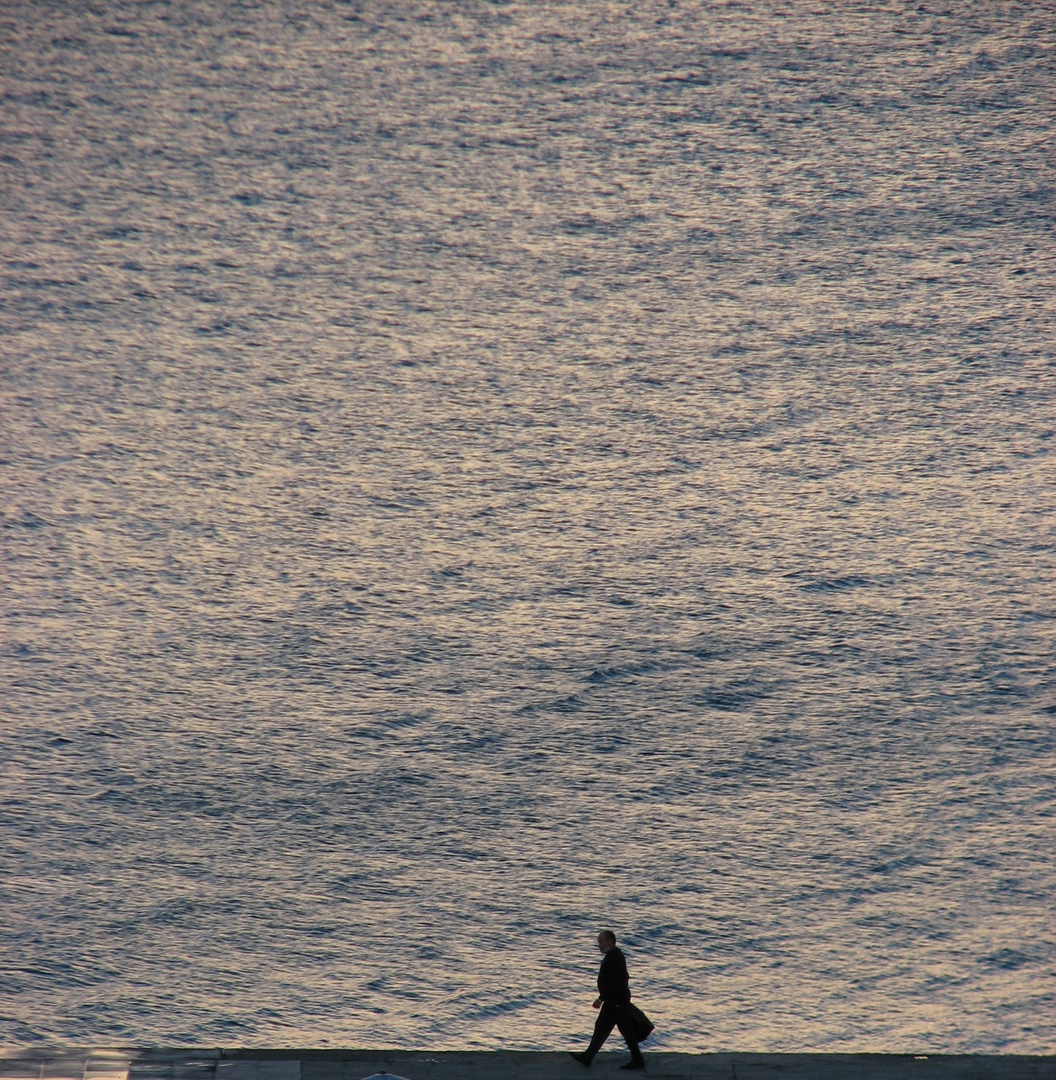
1 1050 1053 1080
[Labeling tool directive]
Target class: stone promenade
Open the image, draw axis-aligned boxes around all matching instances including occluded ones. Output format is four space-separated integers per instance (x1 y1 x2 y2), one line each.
1 1049 1053 1080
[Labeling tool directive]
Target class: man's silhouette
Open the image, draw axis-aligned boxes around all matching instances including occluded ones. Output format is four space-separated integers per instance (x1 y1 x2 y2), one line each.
570 930 645 1070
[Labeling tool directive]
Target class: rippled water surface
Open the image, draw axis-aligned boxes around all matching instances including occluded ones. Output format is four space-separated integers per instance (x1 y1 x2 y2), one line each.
2 0 1055 1054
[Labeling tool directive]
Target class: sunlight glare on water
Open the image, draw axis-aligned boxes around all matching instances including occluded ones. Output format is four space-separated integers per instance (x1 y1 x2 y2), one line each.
1 0 1055 1054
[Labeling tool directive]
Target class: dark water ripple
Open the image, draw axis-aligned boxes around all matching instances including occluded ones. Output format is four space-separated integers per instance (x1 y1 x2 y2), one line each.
2 0 1055 1054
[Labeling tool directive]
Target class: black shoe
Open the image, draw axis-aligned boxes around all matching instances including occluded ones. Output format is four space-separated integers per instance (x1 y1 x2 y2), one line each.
570 1053 592 1067
621 1061 645 1071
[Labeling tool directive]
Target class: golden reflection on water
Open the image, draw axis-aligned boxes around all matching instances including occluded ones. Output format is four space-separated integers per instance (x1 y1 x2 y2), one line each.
1 0 1054 1054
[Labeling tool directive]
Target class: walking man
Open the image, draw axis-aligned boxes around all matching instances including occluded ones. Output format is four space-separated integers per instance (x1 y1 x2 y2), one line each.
570 930 646 1070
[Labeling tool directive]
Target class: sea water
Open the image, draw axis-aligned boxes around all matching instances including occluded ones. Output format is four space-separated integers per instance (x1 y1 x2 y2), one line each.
1 0 1054 1054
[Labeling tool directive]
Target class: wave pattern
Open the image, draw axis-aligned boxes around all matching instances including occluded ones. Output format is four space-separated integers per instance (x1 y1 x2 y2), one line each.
2 0 1055 1054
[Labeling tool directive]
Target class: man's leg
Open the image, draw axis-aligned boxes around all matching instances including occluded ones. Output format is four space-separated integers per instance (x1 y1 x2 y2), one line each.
575 1005 618 1063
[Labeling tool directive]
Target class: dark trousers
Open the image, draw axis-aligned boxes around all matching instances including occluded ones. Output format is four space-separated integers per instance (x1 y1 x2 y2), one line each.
584 1001 644 1064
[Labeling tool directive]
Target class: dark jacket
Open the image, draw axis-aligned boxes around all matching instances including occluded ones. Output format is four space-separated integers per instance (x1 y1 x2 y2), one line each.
597 946 631 1005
